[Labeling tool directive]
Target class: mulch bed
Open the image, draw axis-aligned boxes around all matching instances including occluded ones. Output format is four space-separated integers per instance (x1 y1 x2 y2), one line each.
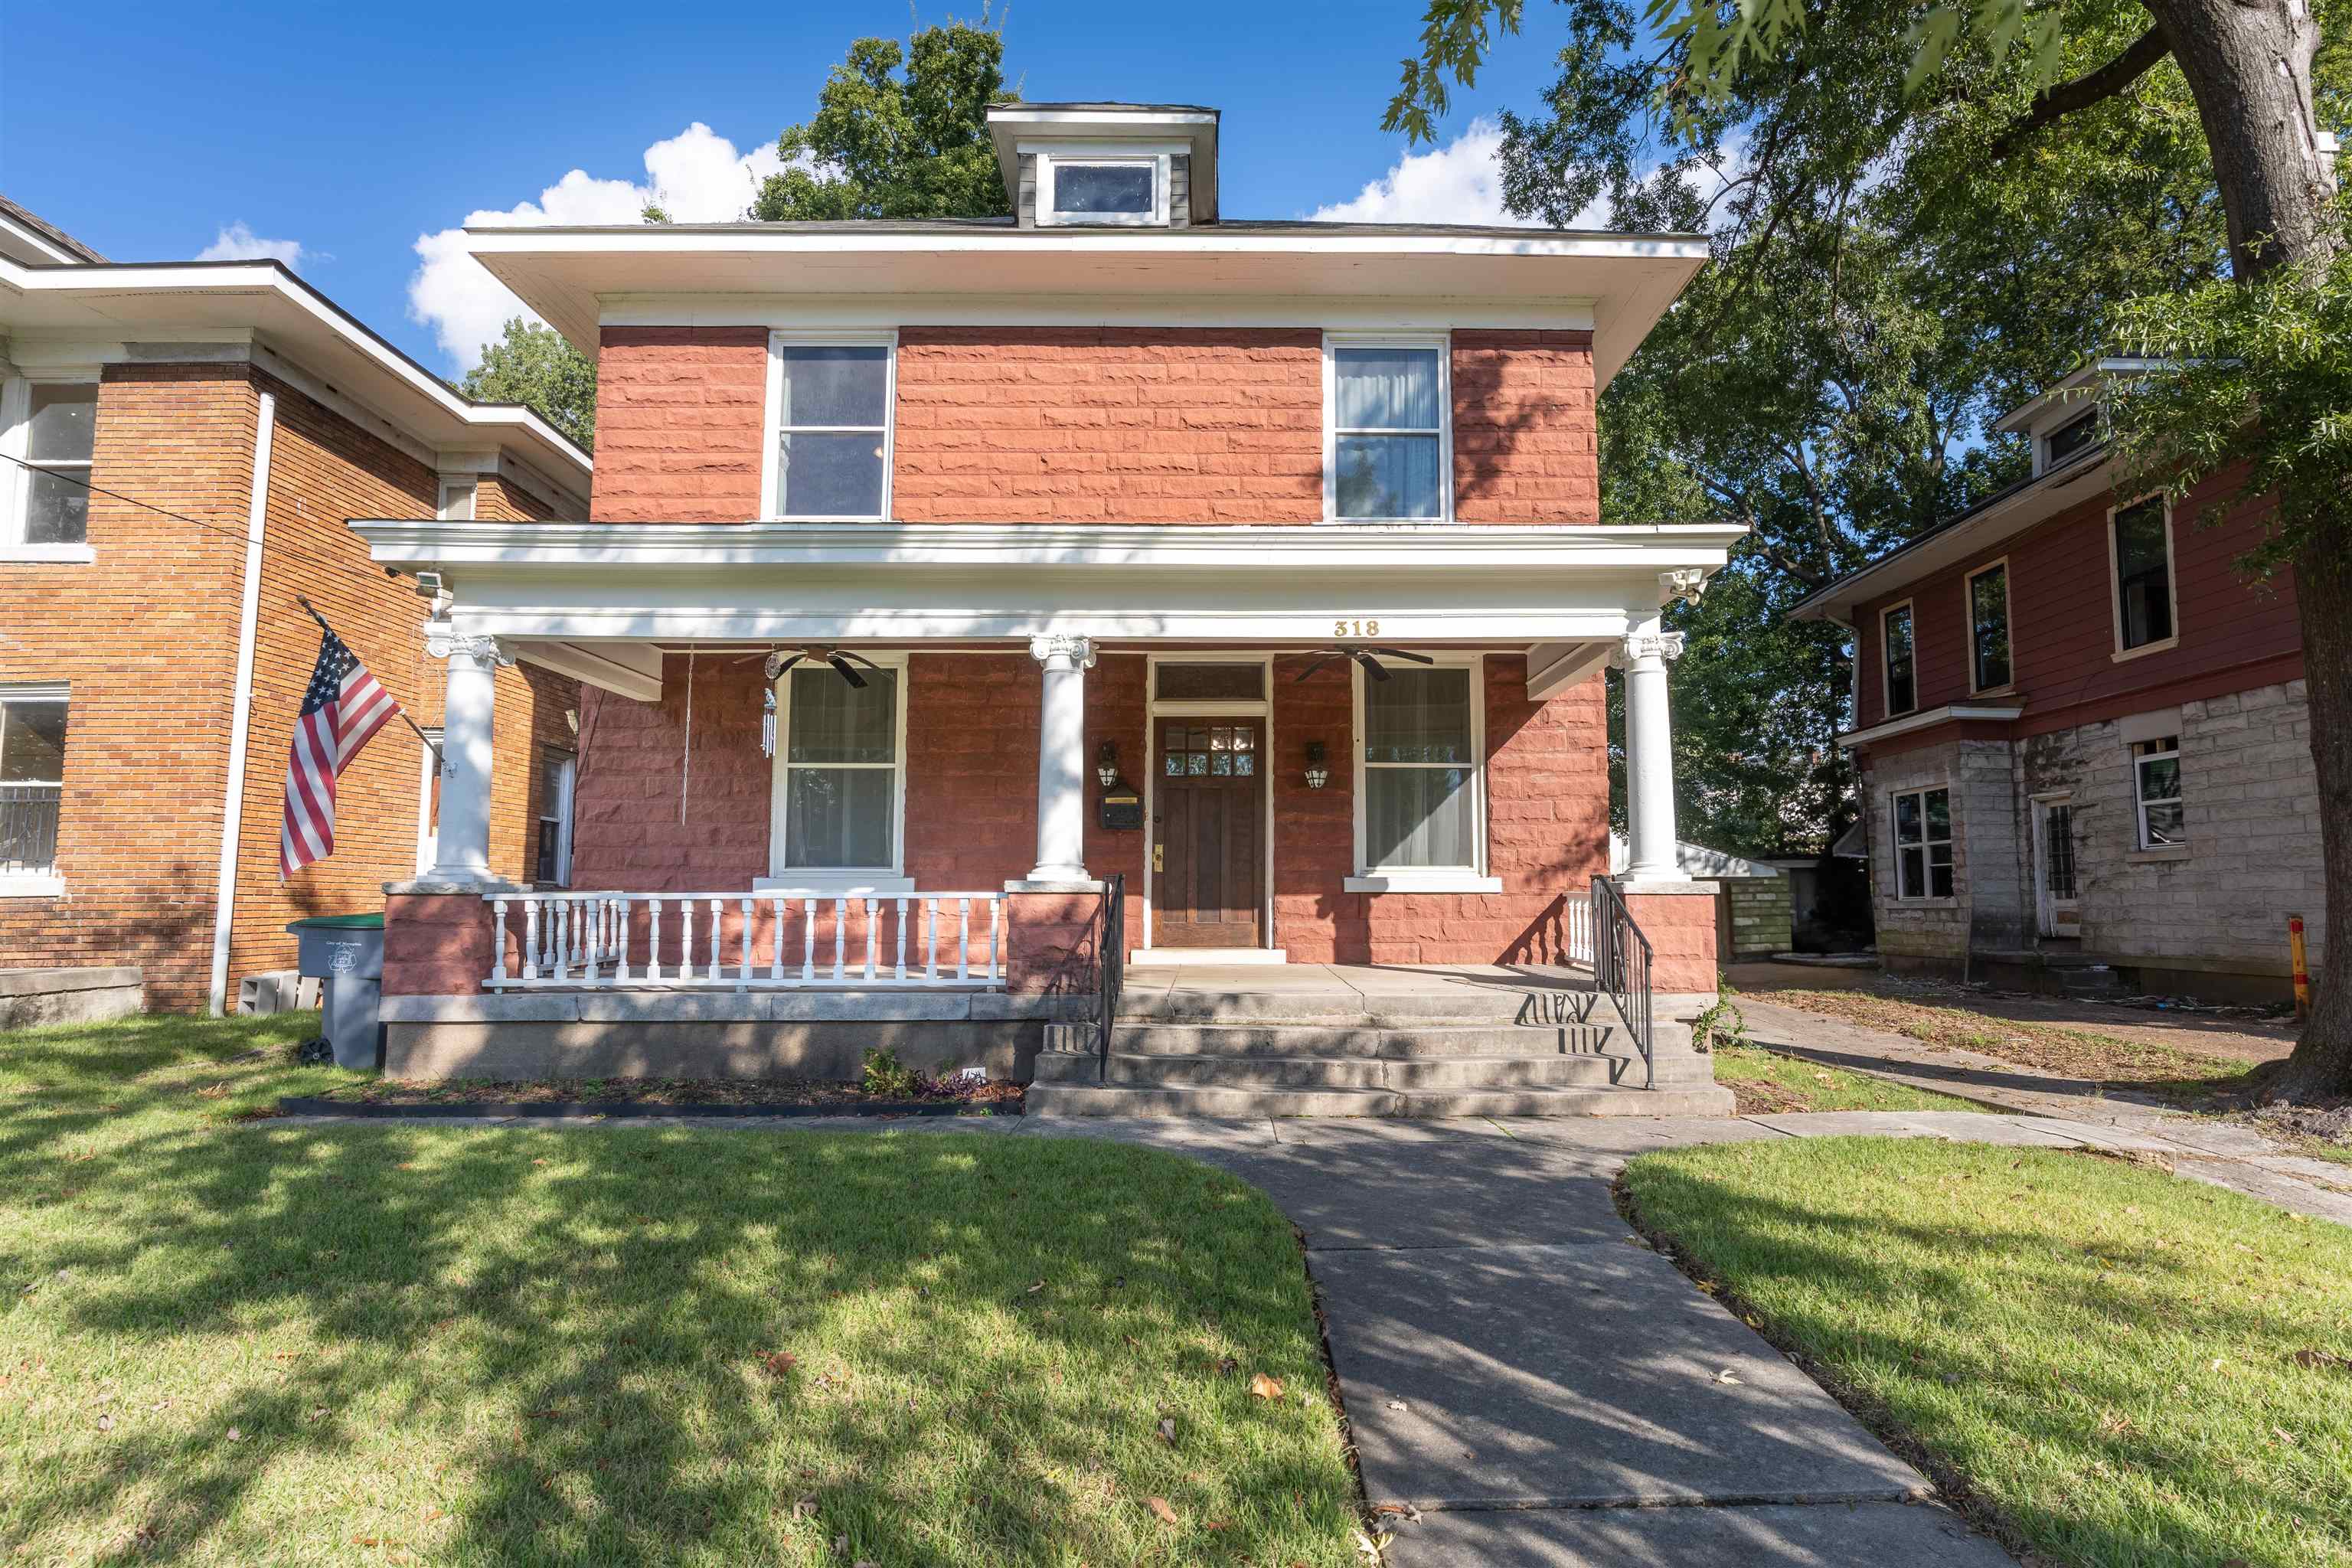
285 1076 1024 1119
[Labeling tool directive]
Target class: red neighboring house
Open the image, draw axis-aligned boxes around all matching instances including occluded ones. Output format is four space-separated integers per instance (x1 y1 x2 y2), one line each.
1791 361 2324 1005
0 198 591 1021
353 103 1746 1115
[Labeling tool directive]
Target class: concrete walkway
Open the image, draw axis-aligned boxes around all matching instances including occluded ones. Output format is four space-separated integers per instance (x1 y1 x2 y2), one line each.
1735 997 2352 1226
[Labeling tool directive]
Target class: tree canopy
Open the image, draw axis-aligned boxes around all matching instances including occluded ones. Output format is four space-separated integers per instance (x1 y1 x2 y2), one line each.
459 318 598 453
751 18 1014 222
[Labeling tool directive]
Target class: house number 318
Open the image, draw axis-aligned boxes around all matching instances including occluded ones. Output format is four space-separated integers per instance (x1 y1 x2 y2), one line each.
1334 619 1380 638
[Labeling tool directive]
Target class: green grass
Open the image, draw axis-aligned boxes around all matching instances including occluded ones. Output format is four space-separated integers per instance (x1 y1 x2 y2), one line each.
1708 1040 1994 1114
1624 1137 2352 1568
0 1012 1360 1565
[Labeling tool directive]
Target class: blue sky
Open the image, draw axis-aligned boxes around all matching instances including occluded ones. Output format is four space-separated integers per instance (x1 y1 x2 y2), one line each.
2 0 1583 375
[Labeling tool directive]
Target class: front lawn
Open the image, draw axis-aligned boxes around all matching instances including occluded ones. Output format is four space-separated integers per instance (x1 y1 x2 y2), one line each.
1708 1039 1993 1115
1624 1138 2352 1568
0 1013 1360 1565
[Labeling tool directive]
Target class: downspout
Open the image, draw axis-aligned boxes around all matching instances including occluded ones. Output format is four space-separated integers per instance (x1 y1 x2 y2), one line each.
206 387 277 1015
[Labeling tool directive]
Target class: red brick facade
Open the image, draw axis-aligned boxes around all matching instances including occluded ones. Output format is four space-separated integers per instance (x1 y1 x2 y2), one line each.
0 360 580 1011
1451 332 1599 524
588 327 769 522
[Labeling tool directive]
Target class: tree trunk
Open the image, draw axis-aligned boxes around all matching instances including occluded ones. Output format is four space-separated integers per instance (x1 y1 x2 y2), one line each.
2139 0 2336 281
2138 0 2348 1097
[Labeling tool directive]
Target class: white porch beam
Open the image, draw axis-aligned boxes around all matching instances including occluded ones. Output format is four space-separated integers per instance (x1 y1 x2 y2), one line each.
509 639 665 701
1524 640 1614 701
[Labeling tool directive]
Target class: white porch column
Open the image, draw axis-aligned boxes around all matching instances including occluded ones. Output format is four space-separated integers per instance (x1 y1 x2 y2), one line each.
424 623 509 884
1026 633 1096 883
1621 626 1687 884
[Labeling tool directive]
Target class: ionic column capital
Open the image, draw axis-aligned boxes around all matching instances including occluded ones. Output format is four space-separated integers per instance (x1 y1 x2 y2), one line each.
424 622 512 668
1027 633 1096 670
1620 631 1687 666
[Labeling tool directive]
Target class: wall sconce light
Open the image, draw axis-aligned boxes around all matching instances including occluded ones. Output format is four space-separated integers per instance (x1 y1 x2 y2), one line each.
1096 741 1123 791
1303 741 1331 791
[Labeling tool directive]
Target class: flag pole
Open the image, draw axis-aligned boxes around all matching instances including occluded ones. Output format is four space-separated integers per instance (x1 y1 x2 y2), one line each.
293 596 443 763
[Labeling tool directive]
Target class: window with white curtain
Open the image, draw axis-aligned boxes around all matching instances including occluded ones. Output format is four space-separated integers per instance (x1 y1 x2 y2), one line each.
767 339 893 519
777 665 901 874
1328 340 1447 521
1360 665 1480 871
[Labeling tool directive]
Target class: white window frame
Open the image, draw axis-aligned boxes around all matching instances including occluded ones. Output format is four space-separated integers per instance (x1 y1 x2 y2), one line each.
0 372 101 562
1880 599 1918 717
1027 142 1177 227
0 681 70 895
1323 332 1454 524
2132 736 2184 851
413 726 444 875
761 649 913 894
436 478 479 521
2039 408 2100 475
1889 783 1954 903
1963 558 2014 695
760 330 897 522
535 749 576 887
2107 492 2180 662
1346 652 1501 893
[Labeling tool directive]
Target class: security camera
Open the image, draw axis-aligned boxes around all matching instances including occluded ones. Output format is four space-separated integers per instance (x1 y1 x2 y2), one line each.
413 570 446 601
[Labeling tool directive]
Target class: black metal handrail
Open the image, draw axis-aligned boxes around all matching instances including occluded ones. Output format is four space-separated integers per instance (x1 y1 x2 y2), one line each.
0 785 60 875
1592 875 1655 1088
1095 872 1125 1082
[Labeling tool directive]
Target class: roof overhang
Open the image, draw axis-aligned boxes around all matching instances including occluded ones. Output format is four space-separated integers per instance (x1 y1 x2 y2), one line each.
348 518 1746 645
1991 358 2169 436
1786 452 2113 626
463 225 1709 390
1836 702 2024 750
0 256 591 492
985 103 1220 221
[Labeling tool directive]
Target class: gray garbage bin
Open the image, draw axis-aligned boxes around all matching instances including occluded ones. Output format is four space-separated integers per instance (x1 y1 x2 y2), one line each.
287 913 385 1070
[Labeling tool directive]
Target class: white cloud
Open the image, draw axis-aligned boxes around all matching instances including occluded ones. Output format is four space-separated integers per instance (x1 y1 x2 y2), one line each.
197 221 310 267
1313 120 1592 227
408 122 794 372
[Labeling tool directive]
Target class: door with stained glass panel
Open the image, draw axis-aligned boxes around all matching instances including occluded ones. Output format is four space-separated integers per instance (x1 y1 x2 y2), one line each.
1154 718 1264 947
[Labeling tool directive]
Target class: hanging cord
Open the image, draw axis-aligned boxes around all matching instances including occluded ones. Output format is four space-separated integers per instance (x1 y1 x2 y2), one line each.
680 650 694 825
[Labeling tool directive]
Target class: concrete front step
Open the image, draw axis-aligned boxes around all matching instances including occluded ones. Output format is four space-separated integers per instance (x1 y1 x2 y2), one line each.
1025 1080 1736 1119
1116 991 1602 1027
1037 1050 1642 1091
1112 1022 1618 1058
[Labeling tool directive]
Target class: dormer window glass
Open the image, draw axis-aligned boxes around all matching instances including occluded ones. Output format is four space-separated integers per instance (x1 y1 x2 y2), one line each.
2043 409 2099 470
1034 151 1171 227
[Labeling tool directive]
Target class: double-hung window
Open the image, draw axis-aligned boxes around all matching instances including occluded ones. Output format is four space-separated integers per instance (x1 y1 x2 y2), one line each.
2132 737 2184 848
2110 497 2176 654
1357 664 1484 877
769 658 906 887
765 336 893 520
1328 338 1448 521
2 379 97 547
0 686 68 887
1890 786 1953 900
534 750 576 886
1881 603 1916 717
1966 562 2011 692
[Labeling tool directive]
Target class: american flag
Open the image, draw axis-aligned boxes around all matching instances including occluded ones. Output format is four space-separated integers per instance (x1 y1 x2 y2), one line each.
280 626 402 877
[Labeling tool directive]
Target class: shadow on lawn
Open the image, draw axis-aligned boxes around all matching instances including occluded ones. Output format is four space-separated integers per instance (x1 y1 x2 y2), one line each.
1 1022 1357 1566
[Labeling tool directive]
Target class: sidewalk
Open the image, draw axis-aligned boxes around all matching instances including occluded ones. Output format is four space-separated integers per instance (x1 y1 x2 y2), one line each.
1733 997 2352 1226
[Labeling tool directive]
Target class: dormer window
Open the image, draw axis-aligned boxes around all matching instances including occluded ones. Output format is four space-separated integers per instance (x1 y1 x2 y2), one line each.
2041 408 2100 472
1036 151 1170 227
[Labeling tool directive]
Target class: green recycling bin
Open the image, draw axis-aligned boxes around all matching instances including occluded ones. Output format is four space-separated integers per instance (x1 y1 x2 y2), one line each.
286 913 385 1070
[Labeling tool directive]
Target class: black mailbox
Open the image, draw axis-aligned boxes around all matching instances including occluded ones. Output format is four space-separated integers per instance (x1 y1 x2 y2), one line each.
1099 789 1143 830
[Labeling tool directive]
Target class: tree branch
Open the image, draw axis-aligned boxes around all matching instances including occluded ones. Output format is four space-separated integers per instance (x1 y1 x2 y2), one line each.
1988 25 2173 160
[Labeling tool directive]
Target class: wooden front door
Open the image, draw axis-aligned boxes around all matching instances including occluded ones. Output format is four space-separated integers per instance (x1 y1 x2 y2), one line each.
1155 718 1265 947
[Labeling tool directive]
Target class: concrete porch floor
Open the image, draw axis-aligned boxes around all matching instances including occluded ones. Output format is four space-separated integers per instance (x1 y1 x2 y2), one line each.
1121 962 1599 1003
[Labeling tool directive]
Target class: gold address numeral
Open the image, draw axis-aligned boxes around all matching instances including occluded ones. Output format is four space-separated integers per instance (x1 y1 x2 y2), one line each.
1332 619 1381 639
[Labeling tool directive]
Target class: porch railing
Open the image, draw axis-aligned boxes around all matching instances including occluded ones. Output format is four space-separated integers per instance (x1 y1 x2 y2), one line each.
1563 893 1595 969
1095 872 1126 1080
1591 877 1654 1089
1 785 60 875
485 890 1005 990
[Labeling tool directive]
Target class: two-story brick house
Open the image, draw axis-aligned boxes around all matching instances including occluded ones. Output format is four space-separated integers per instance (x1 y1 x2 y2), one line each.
1791 361 2324 1004
0 198 592 1019
356 104 1743 1114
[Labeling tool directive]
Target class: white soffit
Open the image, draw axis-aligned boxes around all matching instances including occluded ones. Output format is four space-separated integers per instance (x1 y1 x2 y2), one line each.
462 227 1710 389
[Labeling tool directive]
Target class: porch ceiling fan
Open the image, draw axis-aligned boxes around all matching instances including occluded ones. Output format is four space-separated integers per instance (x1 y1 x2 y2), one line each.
1293 645 1436 683
744 646 884 688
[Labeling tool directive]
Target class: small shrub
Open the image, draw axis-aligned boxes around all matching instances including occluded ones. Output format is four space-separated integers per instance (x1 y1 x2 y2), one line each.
1689 992 1746 1054
861 1047 922 1099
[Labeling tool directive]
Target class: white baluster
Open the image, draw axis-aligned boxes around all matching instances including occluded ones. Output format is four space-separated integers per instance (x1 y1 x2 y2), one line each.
614 898 632 983
802 898 817 982
988 897 1001 984
583 900 600 983
740 897 754 987
957 897 971 982
771 897 786 981
648 897 663 982
926 898 939 982
707 898 723 982
679 896 694 978
522 898 541 982
894 897 908 981
832 897 848 981
491 899 510 983
547 901 564 982
864 898 879 980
